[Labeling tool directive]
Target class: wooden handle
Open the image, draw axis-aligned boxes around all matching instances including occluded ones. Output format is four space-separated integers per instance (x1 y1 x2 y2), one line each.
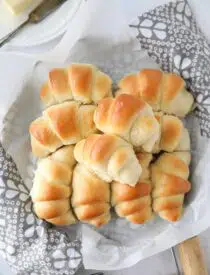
178 236 208 275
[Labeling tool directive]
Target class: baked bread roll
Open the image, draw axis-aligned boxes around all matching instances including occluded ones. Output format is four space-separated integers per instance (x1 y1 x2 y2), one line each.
160 114 190 152
140 112 190 153
74 134 141 186
112 153 153 224
40 63 112 107
31 145 77 225
118 69 194 117
72 164 110 227
29 101 97 157
152 152 191 222
94 94 160 152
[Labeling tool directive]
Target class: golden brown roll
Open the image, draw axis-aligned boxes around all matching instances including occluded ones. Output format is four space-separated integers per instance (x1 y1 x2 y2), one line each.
40 63 112 107
118 69 194 117
160 114 190 152
136 113 190 153
74 134 141 186
29 101 97 157
111 153 153 224
152 152 191 222
30 145 77 225
72 164 111 227
153 112 190 153
94 94 160 152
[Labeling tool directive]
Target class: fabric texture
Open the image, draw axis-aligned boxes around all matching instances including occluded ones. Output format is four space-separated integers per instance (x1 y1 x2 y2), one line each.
130 0 210 137
0 144 82 274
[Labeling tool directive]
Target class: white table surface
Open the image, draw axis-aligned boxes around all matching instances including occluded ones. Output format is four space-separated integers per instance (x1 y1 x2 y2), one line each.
0 0 210 274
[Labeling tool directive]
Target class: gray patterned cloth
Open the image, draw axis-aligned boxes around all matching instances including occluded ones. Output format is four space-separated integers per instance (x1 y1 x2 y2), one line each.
0 0 210 274
0 144 82 275
129 0 210 137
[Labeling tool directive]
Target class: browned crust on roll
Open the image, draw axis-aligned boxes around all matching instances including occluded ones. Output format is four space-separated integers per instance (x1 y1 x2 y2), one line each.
118 69 194 117
44 102 80 141
30 102 97 157
40 64 112 106
112 181 151 204
75 203 110 220
72 166 109 206
115 196 151 216
34 200 70 220
153 195 184 212
162 73 185 102
152 152 191 222
82 134 117 163
158 207 183 222
112 180 152 224
161 115 182 151
31 146 77 225
31 179 71 201
118 74 139 97
68 64 93 98
72 164 110 227
94 94 146 133
127 208 153 224
153 174 191 197
49 69 70 95
118 69 163 109
137 69 163 107
153 153 189 179
29 117 61 148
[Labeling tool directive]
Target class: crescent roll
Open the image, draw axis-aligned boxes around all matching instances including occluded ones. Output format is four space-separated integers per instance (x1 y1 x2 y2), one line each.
29 101 97 157
74 134 141 186
112 153 153 224
118 69 194 117
94 94 160 152
142 112 190 153
152 152 191 222
31 145 77 225
72 164 110 227
160 114 190 152
40 63 112 107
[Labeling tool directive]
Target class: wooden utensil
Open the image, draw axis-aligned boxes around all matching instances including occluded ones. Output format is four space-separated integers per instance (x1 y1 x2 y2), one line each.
178 236 208 275
0 0 68 47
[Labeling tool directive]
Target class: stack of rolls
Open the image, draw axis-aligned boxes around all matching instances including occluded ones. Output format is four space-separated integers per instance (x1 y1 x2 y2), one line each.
30 65 193 227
